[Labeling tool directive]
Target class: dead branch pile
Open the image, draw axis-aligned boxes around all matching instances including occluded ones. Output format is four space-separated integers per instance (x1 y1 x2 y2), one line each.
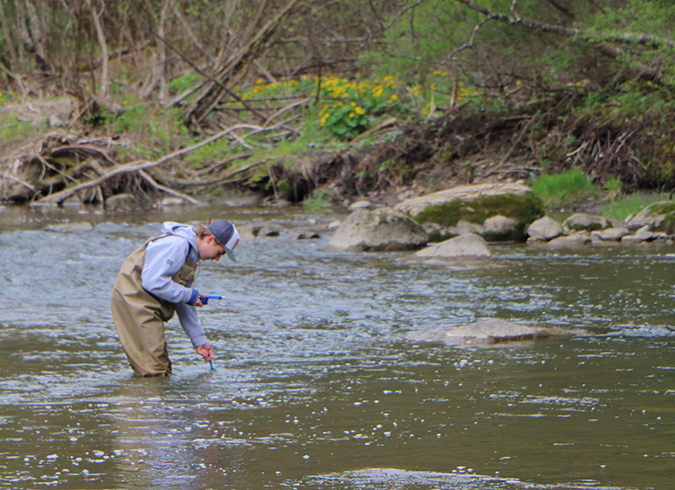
0 117 296 206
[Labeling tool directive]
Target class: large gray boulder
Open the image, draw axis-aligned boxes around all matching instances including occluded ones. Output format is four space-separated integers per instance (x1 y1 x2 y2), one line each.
405 319 582 346
592 227 630 241
526 216 563 241
393 183 544 242
562 213 609 232
326 207 428 252
416 233 491 259
625 201 675 233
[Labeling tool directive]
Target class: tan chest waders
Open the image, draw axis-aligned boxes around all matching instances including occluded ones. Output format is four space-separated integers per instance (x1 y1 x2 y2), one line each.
111 236 197 376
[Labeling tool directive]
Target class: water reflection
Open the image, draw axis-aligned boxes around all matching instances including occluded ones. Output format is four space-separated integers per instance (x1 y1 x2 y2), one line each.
0 205 674 489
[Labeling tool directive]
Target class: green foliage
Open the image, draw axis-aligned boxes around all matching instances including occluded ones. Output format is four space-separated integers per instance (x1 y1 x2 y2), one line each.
604 175 623 198
167 73 199 93
235 73 479 140
531 168 600 209
319 101 368 139
185 138 232 168
602 192 670 221
302 188 331 212
276 180 291 195
0 114 34 143
606 81 675 122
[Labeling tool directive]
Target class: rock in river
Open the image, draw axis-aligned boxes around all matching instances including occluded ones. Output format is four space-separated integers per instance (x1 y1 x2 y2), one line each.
405 319 581 347
526 216 563 241
625 200 675 233
562 213 609 232
393 183 544 242
326 207 428 252
416 233 491 260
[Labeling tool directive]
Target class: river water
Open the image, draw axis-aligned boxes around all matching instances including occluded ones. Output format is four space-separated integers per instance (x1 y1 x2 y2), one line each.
0 203 673 490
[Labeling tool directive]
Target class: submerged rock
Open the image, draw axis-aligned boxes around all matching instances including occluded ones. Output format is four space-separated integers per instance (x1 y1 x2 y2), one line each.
416 233 491 260
257 223 283 237
405 319 581 346
326 207 428 252
105 193 137 211
45 222 94 232
394 183 544 242
546 234 591 248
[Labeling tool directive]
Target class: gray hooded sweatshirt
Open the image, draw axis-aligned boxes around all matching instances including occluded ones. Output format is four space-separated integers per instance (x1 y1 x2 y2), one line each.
141 222 206 347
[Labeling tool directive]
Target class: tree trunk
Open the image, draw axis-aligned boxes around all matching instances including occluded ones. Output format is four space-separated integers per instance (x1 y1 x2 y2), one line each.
24 0 48 70
14 0 32 74
0 0 19 71
86 0 109 98
158 0 170 103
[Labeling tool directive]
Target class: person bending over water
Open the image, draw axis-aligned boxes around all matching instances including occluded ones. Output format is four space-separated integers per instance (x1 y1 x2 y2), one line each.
111 219 239 376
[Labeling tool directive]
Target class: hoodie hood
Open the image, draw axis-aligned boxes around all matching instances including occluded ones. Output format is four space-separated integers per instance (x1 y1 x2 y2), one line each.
161 222 198 251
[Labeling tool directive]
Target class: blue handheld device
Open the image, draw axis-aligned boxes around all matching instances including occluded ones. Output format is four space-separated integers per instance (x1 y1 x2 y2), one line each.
201 294 223 305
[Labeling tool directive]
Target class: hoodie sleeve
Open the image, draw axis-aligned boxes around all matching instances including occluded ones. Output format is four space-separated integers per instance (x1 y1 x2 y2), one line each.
141 235 196 304
175 302 208 347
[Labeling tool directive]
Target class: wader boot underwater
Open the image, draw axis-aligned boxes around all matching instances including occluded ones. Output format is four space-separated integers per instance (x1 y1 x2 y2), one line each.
111 236 197 376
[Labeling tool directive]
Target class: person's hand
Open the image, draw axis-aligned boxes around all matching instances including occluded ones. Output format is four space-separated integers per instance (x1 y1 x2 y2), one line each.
196 342 213 362
194 292 210 307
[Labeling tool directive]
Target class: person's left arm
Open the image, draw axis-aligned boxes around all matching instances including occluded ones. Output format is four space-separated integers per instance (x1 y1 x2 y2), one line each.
175 302 212 361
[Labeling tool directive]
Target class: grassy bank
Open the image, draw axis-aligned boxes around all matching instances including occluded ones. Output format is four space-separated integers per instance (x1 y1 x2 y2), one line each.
3 70 675 215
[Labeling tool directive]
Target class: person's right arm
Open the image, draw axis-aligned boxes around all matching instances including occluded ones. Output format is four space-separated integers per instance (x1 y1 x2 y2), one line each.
141 236 198 304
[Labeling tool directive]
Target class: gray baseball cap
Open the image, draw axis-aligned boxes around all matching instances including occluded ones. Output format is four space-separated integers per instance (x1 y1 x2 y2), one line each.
208 220 240 262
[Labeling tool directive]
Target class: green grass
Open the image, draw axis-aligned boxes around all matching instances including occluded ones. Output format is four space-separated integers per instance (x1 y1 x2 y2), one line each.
0 114 34 143
531 168 600 210
303 188 331 212
602 192 670 221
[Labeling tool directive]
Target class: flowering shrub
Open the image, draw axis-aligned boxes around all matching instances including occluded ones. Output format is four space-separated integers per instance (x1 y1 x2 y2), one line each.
240 75 405 138
236 73 478 139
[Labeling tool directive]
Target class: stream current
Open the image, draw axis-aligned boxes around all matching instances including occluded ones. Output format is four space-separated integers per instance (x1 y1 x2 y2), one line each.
0 204 673 489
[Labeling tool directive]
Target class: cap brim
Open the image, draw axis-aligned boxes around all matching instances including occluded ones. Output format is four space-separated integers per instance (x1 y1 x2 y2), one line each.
225 248 237 262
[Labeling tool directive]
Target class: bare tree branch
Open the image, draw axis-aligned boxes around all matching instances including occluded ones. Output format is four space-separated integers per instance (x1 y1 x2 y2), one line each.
138 169 203 204
456 0 675 49
188 0 305 124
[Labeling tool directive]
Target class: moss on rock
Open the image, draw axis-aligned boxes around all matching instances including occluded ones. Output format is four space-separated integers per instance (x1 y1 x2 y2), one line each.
413 193 544 240
628 201 675 234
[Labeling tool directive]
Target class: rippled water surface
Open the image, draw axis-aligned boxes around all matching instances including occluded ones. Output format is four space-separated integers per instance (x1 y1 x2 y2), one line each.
0 204 673 489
